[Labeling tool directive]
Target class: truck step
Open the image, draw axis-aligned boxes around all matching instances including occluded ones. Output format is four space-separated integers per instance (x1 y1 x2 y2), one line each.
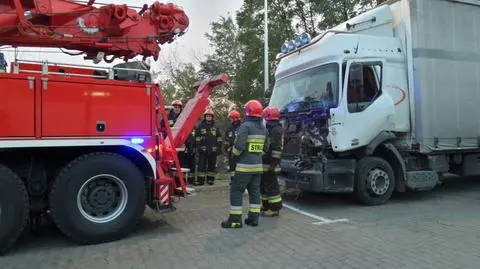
406 171 439 191
153 203 177 214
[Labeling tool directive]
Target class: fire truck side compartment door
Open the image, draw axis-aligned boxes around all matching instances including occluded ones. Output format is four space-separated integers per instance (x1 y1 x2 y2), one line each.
41 78 151 137
0 76 35 137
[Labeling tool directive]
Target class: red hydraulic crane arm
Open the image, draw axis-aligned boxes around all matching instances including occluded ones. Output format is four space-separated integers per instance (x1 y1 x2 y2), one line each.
0 0 189 63
156 74 228 195
165 74 229 149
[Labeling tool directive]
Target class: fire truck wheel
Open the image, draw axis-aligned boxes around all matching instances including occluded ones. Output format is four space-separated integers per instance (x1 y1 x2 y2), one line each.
0 164 29 255
354 157 395 206
49 152 146 245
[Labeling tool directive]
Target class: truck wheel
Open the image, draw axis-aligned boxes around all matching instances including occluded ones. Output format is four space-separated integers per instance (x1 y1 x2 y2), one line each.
49 152 146 245
354 157 395 206
0 164 29 254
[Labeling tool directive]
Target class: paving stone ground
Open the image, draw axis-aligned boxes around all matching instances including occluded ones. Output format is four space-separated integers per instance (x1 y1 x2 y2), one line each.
1 177 479 269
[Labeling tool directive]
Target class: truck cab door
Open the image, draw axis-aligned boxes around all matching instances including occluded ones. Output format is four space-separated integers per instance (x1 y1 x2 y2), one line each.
329 59 394 152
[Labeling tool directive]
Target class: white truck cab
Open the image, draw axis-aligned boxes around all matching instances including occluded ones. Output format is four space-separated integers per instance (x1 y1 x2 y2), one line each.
269 0 480 205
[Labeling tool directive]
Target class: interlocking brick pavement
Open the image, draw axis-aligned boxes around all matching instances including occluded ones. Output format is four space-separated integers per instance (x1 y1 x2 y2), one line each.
1 178 479 269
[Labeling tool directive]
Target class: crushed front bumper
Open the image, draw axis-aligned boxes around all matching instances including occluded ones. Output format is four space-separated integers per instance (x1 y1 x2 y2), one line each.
279 156 356 193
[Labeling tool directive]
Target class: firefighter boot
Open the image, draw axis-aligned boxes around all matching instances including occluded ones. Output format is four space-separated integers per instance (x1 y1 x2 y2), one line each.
221 214 243 229
261 209 280 217
245 212 260 227
207 176 215 185
195 176 205 186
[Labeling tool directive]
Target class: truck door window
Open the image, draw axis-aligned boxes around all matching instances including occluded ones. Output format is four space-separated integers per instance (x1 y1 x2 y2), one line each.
346 62 382 113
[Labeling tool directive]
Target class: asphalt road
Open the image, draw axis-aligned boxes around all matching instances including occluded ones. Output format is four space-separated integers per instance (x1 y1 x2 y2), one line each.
282 175 480 224
0 177 479 269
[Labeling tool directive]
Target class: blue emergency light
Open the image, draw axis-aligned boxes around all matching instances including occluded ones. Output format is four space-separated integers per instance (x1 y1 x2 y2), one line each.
280 41 290 54
130 138 144 145
278 32 312 58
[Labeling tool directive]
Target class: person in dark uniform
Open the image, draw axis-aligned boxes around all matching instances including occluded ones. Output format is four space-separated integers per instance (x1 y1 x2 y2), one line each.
195 108 222 185
184 128 197 185
160 100 183 137
160 100 187 170
221 100 267 228
261 106 284 217
224 110 242 182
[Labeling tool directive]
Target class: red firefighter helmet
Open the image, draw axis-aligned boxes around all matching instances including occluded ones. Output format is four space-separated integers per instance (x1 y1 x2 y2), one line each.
228 110 241 121
204 108 215 117
171 100 183 107
263 106 280 121
244 100 263 118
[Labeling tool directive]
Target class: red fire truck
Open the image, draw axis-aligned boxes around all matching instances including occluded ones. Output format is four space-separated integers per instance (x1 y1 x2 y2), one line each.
0 0 227 254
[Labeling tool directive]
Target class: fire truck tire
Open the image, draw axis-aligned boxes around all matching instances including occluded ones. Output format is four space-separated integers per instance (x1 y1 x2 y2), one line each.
0 164 29 255
49 152 146 245
354 157 395 206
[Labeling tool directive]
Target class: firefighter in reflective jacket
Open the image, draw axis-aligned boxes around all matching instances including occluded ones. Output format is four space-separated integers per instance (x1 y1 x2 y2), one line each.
221 100 267 228
161 100 183 130
261 106 284 217
195 108 222 185
224 110 242 181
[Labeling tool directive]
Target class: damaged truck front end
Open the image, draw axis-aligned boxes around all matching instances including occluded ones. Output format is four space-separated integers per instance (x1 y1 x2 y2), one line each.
270 62 356 193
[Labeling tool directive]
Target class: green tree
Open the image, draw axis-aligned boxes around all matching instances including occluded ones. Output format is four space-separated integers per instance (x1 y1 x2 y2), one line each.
292 0 320 36
200 16 241 82
199 16 241 108
155 48 202 104
315 0 377 30
235 0 296 103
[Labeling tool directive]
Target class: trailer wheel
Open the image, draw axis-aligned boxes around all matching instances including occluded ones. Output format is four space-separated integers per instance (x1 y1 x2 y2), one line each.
0 164 29 254
49 152 146 245
354 157 395 206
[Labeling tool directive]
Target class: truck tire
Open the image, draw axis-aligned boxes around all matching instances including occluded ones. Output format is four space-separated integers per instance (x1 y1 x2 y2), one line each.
49 152 146 245
0 164 29 254
354 157 395 206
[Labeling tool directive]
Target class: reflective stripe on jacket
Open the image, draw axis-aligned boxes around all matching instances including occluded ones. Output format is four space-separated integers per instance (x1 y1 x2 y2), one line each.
232 117 267 174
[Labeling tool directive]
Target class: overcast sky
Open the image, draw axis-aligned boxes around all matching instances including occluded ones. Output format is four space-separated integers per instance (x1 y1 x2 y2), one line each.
1 0 243 69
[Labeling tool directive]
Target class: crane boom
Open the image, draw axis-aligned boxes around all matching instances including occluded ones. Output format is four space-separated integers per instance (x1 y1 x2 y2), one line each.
0 0 189 63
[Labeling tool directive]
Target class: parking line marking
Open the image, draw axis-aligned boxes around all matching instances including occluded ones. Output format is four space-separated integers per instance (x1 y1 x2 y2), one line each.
312 219 349 225
283 203 331 222
283 203 349 225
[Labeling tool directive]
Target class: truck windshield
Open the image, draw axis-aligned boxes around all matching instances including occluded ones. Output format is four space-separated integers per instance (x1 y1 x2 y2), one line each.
269 63 339 112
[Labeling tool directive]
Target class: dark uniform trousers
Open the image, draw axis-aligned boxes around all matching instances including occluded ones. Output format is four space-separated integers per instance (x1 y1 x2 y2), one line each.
184 133 196 185
183 151 196 184
222 117 267 228
197 151 217 185
229 172 261 223
261 121 284 214
225 122 240 181
260 170 282 211
195 121 222 185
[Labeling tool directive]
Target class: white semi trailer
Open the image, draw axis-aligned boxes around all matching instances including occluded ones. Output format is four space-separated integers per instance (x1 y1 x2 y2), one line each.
268 0 480 205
